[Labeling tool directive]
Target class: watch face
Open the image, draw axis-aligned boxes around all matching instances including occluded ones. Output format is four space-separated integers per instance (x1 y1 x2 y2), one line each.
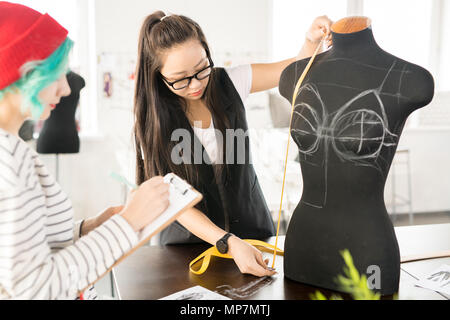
217 240 227 254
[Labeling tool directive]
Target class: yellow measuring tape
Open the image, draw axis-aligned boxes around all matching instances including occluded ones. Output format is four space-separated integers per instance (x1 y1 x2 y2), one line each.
189 34 327 275
270 34 327 269
189 239 284 275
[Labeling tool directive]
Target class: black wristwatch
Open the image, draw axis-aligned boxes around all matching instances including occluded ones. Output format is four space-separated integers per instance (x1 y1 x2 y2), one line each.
216 233 233 254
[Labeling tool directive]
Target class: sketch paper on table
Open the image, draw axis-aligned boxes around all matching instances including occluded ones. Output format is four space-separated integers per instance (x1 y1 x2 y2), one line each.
415 264 450 295
215 276 274 299
159 286 231 300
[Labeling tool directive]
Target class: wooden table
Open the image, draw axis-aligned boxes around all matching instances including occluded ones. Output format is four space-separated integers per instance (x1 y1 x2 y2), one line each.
113 223 450 300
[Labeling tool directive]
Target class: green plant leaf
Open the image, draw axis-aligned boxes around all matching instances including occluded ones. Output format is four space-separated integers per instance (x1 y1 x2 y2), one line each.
309 291 328 300
336 249 381 300
310 249 395 300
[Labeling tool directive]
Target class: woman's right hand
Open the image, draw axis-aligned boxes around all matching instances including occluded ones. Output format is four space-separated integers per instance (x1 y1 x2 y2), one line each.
228 235 277 277
120 176 170 232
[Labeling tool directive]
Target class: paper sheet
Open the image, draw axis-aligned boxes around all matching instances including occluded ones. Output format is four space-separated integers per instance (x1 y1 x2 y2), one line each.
159 286 231 300
415 264 450 295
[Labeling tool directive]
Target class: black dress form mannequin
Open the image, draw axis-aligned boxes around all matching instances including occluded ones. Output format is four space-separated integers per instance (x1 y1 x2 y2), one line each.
37 71 85 154
279 17 434 295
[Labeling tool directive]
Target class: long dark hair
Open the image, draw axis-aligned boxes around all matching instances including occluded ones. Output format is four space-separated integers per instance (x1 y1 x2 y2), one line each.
134 11 230 187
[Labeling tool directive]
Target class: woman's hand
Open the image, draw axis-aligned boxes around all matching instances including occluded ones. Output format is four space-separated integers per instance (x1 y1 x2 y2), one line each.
295 15 333 61
249 15 333 93
228 235 277 277
81 205 124 236
120 176 170 232
80 176 169 235
305 15 333 47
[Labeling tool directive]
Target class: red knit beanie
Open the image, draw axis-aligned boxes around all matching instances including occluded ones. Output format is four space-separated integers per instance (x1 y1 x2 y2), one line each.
0 1 68 90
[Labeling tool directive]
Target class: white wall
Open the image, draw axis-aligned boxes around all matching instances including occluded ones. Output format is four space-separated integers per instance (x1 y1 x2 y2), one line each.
382 90 450 215
387 128 450 214
36 139 124 221
94 0 272 58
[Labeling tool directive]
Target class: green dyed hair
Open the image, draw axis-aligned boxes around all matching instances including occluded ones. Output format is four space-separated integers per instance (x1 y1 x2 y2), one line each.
0 37 73 120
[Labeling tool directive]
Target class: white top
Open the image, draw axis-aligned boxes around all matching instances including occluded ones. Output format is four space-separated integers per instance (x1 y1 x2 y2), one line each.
0 129 139 299
192 64 252 164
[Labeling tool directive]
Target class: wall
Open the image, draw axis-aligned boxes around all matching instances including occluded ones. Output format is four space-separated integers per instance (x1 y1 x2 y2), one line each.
49 0 273 221
94 0 271 57
388 128 450 214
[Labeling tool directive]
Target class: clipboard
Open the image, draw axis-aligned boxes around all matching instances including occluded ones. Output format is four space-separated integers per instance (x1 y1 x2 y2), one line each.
79 173 203 294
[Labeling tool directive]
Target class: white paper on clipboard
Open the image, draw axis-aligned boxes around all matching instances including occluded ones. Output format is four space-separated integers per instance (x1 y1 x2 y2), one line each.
138 173 201 242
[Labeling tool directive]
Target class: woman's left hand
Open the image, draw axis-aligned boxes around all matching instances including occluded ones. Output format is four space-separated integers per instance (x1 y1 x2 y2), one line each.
80 205 124 236
306 15 333 48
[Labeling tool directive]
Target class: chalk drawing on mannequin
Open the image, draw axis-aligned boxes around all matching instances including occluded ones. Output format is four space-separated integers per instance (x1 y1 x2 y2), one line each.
312 57 413 76
290 60 408 209
315 61 410 106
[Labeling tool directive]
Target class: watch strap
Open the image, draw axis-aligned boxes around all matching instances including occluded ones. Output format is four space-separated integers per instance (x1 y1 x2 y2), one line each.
216 232 233 253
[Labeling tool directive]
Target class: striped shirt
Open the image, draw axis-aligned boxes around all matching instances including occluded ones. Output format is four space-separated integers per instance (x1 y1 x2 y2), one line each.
0 128 138 299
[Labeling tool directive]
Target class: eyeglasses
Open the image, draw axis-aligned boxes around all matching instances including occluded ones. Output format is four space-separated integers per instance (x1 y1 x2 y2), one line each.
161 57 214 90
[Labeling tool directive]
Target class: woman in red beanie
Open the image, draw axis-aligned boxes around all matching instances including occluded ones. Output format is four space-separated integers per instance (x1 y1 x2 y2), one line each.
0 2 169 299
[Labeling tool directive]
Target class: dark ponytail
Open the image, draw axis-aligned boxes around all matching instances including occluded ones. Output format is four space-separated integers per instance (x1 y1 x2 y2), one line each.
133 11 231 189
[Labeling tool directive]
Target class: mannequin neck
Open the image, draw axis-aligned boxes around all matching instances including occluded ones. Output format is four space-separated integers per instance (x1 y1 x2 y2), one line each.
331 26 379 53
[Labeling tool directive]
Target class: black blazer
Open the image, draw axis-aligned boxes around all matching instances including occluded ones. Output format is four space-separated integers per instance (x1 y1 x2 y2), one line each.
159 68 275 245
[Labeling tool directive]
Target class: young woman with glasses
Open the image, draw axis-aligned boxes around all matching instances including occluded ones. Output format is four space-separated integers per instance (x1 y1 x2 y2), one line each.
133 11 332 277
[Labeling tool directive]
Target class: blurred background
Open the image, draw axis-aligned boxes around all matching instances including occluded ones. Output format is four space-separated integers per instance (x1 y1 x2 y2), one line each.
14 0 450 233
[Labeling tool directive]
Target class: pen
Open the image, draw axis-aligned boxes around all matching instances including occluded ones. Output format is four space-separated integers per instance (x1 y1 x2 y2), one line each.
110 171 138 190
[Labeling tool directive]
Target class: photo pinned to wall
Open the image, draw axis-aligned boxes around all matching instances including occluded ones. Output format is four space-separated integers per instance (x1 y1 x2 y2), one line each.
98 52 136 110
103 72 113 98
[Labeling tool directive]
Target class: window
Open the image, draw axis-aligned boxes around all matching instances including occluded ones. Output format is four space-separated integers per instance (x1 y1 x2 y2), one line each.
363 0 433 72
272 0 450 128
438 0 450 91
13 0 80 67
12 0 97 135
271 0 347 61
363 0 450 128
